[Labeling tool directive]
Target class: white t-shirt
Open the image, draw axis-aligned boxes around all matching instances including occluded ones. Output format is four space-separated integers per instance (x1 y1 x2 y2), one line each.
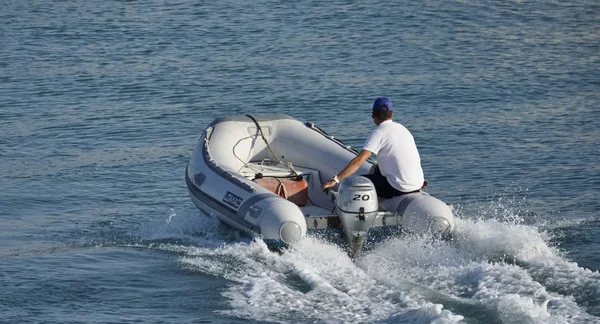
362 120 424 192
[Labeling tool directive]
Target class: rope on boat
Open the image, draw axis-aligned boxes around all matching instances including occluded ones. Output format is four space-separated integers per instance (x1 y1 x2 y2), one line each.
245 114 300 178
275 177 288 199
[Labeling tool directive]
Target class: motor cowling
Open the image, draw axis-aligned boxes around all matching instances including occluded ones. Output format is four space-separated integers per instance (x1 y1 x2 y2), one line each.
335 176 379 258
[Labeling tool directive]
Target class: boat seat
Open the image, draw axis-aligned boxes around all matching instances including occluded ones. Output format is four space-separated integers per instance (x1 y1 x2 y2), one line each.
239 160 303 179
240 161 335 211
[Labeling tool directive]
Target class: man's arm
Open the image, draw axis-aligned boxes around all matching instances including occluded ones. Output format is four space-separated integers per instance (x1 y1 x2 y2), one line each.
321 149 373 190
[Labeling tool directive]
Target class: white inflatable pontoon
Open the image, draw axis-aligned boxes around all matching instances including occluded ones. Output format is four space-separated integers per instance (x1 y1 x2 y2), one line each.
185 114 455 257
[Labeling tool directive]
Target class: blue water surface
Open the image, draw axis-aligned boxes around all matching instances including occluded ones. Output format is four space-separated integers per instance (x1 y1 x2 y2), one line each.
1 0 599 323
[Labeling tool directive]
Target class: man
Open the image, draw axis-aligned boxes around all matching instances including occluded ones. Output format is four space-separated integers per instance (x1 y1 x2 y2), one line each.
321 97 425 199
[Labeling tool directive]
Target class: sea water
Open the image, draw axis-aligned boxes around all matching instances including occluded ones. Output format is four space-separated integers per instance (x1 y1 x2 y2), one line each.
1 0 598 323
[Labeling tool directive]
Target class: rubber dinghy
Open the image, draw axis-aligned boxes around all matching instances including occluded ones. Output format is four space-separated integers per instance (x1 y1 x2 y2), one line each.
185 114 456 257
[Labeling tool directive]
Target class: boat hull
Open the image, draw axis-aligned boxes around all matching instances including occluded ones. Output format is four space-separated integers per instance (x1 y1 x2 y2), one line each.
185 114 456 251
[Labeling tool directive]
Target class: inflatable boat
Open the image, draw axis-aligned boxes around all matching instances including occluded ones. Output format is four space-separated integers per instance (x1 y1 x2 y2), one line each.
185 114 455 257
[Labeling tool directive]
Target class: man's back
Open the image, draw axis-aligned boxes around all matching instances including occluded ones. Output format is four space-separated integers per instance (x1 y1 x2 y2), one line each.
363 120 424 192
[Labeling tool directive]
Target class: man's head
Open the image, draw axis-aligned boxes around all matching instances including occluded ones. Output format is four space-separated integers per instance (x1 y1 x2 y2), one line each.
372 97 393 123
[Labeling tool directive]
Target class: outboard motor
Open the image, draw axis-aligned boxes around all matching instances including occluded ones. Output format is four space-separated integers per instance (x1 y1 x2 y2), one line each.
335 176 379 258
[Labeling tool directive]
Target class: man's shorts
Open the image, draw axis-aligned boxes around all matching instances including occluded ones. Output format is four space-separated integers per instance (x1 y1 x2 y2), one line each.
361 166 419 199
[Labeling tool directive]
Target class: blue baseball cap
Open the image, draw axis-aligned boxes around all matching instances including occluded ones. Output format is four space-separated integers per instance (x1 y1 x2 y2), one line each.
372 97 392 111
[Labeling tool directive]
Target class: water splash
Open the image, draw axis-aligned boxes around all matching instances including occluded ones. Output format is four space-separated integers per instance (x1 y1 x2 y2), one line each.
166 237 464 323
131 207 244 248
127 198 600 323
